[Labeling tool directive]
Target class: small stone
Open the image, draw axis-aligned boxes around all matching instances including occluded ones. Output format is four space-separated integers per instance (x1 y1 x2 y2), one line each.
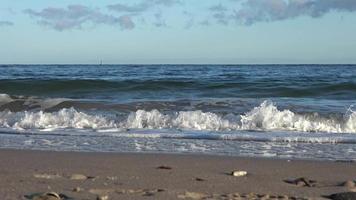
157 166 172 170
247 193 256 198
233 193 240 197
260 194 270 200
29 192 62 200
342 180 355 188
72 187 82 192
97 195 109 200
106 176 117 181
278 195 289 199
329 192 356 200
285 177 316 187
70 174 88 180
296 180 306 187
231 170 247 177
226 193 235 198
34 174 61 179
178 192 207 199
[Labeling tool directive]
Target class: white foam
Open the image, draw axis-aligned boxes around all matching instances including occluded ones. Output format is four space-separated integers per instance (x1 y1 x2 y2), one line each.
173 110 236 131
126 109 170 129
0 107 116 131
240 101 356 133
0 101 355 134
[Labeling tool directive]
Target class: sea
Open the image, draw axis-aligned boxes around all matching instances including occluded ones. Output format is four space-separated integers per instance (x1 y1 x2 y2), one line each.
0 64 355 161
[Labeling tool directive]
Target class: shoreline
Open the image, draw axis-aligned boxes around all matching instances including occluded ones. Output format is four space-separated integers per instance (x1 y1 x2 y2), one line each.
2 146 356 163
0 149 355 199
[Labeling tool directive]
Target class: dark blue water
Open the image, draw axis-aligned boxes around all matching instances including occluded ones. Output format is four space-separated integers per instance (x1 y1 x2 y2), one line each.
1 65 355 101
0 65 355 160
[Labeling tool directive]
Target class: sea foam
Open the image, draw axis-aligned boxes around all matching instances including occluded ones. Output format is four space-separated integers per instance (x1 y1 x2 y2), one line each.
0 108 116 131
0 101 355 134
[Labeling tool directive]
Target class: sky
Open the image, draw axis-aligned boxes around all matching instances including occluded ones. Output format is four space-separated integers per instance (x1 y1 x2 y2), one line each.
1 0 356 64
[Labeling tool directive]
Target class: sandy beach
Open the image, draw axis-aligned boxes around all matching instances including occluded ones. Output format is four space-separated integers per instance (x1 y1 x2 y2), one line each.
0 149 355 200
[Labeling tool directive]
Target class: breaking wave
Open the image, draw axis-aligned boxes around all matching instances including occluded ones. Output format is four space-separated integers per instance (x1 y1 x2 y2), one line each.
0 101 355 134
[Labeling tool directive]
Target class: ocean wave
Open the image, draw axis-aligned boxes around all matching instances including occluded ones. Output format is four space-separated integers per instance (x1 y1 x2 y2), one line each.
0 108 117 131
1 79 356 99
0 100 355 134
0 93 69 112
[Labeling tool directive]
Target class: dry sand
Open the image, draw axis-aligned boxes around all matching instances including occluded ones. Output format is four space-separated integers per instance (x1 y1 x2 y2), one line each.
0 149 355 200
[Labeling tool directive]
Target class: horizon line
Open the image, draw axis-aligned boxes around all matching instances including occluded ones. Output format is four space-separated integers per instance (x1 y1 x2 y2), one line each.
1 63 356 66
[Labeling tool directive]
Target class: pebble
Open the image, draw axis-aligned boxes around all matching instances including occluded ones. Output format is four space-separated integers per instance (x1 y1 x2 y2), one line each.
329 192 356 200
296 180 306 187
72 187 82 192
157 166 172 170
232 170 248 177
342 180 355 188
97 195 109 200
285 177 316 187
33 174 61 179
178 192 207 199
278 195 289 199
30 192 62 200
69 174 88 180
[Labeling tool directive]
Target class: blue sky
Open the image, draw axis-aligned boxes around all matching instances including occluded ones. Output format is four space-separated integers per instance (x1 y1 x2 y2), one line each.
1 0 356 64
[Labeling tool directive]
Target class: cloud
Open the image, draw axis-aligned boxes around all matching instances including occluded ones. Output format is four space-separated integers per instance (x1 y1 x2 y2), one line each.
107 0 180 13
233 0 356 25
199 19 210 26
209 4 230 25
182 11 195 29
0 20 14 27
153 12 167 27
22 0 355 31
118 15 135 29
23 4 134 31
209 4 228 12
107 0 181 29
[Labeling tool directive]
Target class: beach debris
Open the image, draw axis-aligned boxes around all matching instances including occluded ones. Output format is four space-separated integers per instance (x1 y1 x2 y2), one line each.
341 180 356 188
231 170 247 177
284 177 317 187
24 192 71 200
33 173 61 179
157 165 172 170
328 192 356 200
178 191 208 199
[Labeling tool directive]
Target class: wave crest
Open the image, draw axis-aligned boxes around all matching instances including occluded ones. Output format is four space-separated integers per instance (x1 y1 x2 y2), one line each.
240 101 351 133
0 108 116 131
0 101 355 134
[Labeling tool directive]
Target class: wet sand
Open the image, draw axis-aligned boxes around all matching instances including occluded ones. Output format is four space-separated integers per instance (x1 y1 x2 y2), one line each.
0 149 355 200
